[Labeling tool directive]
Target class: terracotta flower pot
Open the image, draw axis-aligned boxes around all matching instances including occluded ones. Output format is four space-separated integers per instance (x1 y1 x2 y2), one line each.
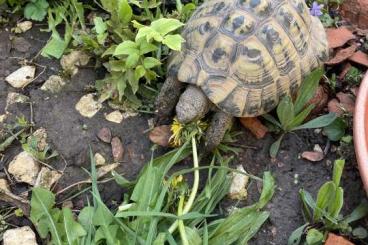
354 72 368 194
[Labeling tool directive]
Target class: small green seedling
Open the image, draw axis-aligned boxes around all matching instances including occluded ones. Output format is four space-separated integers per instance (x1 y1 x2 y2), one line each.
345 67 363 85
263 68 337 158
288 159 368 245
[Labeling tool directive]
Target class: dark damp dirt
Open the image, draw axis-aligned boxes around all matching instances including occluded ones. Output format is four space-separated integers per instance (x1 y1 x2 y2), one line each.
1 22 367 245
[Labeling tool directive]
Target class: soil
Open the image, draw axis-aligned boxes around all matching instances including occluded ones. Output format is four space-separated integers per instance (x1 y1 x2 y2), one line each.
0 19 367 245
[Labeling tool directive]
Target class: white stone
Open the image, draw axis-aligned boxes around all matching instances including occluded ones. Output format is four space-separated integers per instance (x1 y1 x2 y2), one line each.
105 110 123 123
35 167 62 190
13 21 33 33
94 153 106 166
8 152 40 185
228 165 249 201
0 178 11 193
61 50 90 76
5 66 36 88
30 128 48 151
40 75 66 93
0 114 7 123
5 92 29 112
3 226 38 245
75 94 102 118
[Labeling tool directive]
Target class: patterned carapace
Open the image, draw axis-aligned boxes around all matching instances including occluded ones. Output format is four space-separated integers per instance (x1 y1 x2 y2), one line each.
168 0 328 117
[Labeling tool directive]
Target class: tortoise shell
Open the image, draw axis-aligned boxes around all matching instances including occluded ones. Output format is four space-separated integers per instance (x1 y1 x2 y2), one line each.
170 0 328 117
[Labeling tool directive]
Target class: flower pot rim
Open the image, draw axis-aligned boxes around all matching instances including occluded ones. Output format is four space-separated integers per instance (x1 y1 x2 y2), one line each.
354 72 368 195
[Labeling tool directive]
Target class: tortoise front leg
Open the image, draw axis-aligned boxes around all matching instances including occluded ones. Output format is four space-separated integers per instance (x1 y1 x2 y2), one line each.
202 111 233 154
155 75 184 124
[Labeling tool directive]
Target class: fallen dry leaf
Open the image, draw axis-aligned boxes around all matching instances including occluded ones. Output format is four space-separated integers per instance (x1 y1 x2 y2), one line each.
149 125 172 147
336 92 355 114
328 92 355 116
239 117 268 139
306 85 328 116
111 137 124 161
349 50 368 67
341 0 368 29
325 45 357 65
97 163 120 179
301 151 324 162
325 233 355 245
97 127 112 143
328 99 345 116
326 27 355 49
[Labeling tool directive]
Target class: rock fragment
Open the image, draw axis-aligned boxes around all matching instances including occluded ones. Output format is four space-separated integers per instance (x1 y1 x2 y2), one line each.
97 127 112 143
228 165 249 200
35 167 62 190
3 226 38 245
105 110 123 123
111 137 124 162
94 153 106 166
8 151 40 185
40 75 66 93
75 94 102 118
5 66 36 88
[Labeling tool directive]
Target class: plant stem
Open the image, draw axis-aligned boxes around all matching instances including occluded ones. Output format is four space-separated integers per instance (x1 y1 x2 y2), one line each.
178 195 189 245
168 136 199 234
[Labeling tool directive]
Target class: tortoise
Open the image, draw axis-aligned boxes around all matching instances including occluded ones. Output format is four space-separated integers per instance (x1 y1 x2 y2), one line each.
156 0 328 152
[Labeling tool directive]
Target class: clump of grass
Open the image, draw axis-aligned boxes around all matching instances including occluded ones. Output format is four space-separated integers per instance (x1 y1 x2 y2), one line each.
30 136 275 244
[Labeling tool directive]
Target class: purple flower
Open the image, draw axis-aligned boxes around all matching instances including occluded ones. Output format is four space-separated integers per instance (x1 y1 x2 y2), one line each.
310 1 324 17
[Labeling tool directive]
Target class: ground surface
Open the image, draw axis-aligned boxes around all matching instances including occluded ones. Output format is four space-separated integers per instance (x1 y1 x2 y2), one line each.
0 21 367 244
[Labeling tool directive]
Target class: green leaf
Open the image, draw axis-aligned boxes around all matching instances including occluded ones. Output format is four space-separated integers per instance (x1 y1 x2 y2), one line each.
294 68 323 114
277 96 294 129
262 114 282 128
94 17 107 34
112 170 132 188
328 187 343 219
332 159 345 187
288 104 314 130
352 227 368 239
344 202 368 224
293 113 337 131
78 206 95 233
306 228 324 245
118 0 132 23
114 41 139 56
126 53 140 68
314 182 336 221
62 208 86 244
41 35 69 59
151 18 184 36
288 224 309 245
162 34 184 51
143 57 161 69
24 0 49 21
30 187 63 245
323 118 347 141
185 227 202 245
270 134 284 158
139 40 157 54
134 65 146 81
257 171 276 209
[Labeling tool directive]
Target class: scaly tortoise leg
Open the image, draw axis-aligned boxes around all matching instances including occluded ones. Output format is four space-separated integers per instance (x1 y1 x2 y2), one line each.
202 111 233 155
155 74 184 124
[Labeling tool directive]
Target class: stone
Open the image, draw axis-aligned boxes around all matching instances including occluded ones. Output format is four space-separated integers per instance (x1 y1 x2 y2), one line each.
35 167 62 190
75 94 102 118
341 0 368 29
6 92 29 111
94 153 106 166
40 75 66 93
228 165 249 200
0 178 11 193
5 66 36 88
149 125 172 147
3 226 38 245
61 50 90 76
13 21 33 33
97 127 112 143
30 128 48 151
349 51 368 67
105 110 123 123
8 151 40 185
111 137 124 162
326 28 355 49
